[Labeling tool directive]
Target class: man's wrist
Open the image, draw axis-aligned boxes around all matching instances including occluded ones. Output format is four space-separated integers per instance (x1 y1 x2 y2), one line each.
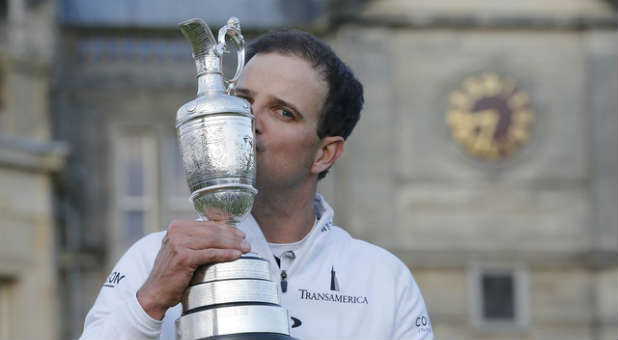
136 287 166 321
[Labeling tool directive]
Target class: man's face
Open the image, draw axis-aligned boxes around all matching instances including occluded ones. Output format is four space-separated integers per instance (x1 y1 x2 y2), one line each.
235 53 328 191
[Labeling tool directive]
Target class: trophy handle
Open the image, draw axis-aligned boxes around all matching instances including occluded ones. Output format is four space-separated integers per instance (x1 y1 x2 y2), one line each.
178 18 217 58
216 17 245 93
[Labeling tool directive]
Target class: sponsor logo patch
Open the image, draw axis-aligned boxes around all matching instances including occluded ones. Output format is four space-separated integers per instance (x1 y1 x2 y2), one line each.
298 266 368 304
298 289 369 304
415 315 432 335
104 271 126 288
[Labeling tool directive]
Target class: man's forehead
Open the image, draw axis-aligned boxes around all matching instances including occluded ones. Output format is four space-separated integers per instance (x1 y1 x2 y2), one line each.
237 52 328 111
241 53 324 85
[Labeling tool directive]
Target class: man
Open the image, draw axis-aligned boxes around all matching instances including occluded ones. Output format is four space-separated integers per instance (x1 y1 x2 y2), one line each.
81 30 433 340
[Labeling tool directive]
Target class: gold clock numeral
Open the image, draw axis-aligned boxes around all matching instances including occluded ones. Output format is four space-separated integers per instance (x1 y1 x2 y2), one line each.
463 78 484 100
481 73 501 97
507 92 529 110
446 73 534 162
448 91 471 110
513 110 534 125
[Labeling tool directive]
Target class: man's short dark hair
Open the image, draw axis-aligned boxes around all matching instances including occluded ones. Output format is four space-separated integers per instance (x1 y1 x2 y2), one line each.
246 29 364 179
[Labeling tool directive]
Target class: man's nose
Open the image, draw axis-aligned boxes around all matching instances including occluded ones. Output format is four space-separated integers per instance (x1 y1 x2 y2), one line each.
252 105 263 135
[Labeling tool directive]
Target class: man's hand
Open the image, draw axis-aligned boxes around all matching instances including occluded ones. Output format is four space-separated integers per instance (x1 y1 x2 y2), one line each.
136 220 251 320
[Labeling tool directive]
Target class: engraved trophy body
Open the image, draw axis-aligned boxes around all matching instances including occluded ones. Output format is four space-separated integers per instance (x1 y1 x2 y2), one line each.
175 18 293 340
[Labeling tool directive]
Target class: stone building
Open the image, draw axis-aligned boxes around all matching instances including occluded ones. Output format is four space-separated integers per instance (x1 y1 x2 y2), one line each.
0 0 66 339
327 1 617 338
0 0 616 339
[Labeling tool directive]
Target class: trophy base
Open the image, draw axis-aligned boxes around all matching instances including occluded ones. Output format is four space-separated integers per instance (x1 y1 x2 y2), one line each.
189 255 271 286
177 257 292 340
200 332 295 340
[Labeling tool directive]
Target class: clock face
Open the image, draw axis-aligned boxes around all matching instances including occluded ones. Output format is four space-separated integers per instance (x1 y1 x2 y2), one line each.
446 73 534 161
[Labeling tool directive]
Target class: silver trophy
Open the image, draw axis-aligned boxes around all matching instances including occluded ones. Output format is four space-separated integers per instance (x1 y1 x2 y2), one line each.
175 18 293 340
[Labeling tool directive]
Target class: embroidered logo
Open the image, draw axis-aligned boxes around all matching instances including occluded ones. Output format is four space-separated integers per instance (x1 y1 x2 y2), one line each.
330 266 340 291
104 271 126 288
298 266 368 304
415 315 432 335
298 289 368 304
291 316 302 328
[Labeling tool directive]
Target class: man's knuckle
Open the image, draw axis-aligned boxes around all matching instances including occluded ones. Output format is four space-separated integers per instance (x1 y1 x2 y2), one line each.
167 221 181 234
168 241 180 255
204 249 229 262
223 225 240 235
198 231 214 246
202 248 217 260
213 223 229 232
226 249 240 259
175 250 192 267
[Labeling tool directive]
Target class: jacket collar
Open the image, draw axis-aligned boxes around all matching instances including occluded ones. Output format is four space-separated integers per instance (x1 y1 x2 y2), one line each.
237 194 334 276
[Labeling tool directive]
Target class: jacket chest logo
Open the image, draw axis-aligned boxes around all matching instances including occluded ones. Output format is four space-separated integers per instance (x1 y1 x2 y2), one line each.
298 266 368 304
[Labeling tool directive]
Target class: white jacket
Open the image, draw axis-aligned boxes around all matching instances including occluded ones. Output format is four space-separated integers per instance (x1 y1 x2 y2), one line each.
81 195 433 339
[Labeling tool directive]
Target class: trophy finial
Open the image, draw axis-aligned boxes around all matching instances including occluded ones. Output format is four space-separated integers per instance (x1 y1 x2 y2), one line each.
227 16 240 28
178 18 217 58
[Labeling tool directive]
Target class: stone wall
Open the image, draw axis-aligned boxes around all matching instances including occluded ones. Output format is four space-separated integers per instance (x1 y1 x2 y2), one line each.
325 1 617 338
0 1 65 339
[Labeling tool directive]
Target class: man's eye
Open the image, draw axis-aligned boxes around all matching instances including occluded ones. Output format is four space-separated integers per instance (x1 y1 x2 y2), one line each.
276 108 294 119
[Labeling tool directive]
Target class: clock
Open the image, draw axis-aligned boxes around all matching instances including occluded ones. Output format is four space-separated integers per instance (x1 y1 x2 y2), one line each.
446 72 534 161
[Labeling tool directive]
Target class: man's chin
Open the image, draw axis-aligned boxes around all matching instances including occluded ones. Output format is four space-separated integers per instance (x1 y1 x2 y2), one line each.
254 175 283 193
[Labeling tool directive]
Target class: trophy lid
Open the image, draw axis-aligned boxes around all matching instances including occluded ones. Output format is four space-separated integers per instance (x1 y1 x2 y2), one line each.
176 17 251 128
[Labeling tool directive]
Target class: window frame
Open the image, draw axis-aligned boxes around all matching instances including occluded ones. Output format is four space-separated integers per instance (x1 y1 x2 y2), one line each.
110 125 160 263
468 263 530 331
160 133 196 226
0 277 15 339
108 124 195 265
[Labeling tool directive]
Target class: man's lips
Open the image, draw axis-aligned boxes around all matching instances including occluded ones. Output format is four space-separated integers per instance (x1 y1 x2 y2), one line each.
255 141 264 153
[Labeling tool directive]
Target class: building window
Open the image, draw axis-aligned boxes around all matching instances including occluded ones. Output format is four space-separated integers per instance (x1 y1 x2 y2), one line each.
0 0 7 22
482 273 515 320
0 278 14 339
161 135 195 225
111 126 194 262
0 58 5 122
112 127 159 261
469 265 529 330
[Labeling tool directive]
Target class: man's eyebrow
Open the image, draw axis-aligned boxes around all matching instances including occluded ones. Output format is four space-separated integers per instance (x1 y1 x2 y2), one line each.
272 97 303 119
234 88 304 119
234 88 252 96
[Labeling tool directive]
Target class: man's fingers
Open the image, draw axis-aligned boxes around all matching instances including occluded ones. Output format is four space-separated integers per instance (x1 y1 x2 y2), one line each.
185 228 251 252
191 248 244 265
167 220 249 252
170 220 245 238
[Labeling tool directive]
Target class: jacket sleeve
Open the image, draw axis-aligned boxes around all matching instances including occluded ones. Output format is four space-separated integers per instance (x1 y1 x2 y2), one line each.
392 267 434 340
80 233 164 340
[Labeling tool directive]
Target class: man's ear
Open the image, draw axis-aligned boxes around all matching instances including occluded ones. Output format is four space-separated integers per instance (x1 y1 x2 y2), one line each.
311 136 345 176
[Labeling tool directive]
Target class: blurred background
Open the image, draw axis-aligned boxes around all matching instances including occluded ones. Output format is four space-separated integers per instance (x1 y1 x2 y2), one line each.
0 0 616 339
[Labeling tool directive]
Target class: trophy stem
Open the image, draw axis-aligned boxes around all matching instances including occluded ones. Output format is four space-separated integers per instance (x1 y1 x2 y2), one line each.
195 55 226 96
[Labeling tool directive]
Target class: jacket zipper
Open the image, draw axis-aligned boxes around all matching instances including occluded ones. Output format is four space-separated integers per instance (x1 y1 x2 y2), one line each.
279 250 295 293
280 270 288 293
